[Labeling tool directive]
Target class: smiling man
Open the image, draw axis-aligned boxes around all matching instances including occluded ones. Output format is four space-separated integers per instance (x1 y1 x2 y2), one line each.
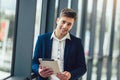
32 8 87 80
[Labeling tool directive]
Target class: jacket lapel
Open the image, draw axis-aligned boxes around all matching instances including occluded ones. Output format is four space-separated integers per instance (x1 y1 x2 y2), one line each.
45 33 53 59
64 39 71 68
48 38 53 58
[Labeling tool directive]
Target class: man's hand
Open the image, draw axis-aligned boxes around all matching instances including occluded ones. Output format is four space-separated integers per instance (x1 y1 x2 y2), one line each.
56 71 71 80
38 66 54 78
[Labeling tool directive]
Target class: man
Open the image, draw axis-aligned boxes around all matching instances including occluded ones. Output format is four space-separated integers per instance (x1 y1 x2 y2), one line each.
32 8 87 80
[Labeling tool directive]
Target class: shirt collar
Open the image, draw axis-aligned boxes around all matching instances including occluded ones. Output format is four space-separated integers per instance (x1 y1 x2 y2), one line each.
51 31 71 41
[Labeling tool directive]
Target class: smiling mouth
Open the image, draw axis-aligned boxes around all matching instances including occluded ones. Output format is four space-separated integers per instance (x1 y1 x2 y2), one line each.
61 29 67 33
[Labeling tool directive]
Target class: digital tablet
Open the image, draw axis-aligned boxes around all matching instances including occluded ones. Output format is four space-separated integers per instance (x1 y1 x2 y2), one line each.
39 58 61 74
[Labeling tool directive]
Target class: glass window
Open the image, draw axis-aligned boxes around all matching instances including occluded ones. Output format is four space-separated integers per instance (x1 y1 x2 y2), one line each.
83 0 120 80
112 0 120 79
0 0 16 79
33 0 42 52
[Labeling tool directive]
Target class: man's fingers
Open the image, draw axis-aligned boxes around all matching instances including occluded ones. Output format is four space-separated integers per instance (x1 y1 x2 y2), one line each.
56 71 71 80
57 73 68 80
39 67 54 78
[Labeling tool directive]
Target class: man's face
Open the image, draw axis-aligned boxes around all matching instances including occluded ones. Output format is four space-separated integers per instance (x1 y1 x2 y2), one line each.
55 16 75 38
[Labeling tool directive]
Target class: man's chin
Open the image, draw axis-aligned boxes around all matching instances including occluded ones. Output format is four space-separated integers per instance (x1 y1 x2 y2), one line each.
60 33 67 36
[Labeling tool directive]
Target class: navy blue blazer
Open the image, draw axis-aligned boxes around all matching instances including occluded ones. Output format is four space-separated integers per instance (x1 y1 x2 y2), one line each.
32 32 86 80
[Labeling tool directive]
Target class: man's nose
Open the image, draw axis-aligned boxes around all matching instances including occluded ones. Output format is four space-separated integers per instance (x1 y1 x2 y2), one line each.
62 23 68 28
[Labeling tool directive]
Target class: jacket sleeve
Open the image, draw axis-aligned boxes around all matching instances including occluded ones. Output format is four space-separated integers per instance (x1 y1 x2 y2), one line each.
70 39 87 80
32 36 41 76
32 36 49 80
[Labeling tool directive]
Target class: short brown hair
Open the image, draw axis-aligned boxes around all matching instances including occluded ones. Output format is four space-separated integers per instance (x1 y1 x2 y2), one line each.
60 8 77 20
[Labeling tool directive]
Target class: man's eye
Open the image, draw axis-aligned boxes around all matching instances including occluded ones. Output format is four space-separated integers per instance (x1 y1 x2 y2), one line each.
62 21 65 24
68 23 71 26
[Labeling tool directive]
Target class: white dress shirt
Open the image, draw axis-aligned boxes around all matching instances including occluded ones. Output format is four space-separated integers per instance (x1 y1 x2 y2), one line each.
49 32 71 80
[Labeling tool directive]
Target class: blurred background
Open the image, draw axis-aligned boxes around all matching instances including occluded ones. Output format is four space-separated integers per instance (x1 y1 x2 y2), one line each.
0 0 120 80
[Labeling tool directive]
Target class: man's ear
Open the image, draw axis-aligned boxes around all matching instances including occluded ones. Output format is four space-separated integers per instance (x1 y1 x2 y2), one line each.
56 18 59 24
